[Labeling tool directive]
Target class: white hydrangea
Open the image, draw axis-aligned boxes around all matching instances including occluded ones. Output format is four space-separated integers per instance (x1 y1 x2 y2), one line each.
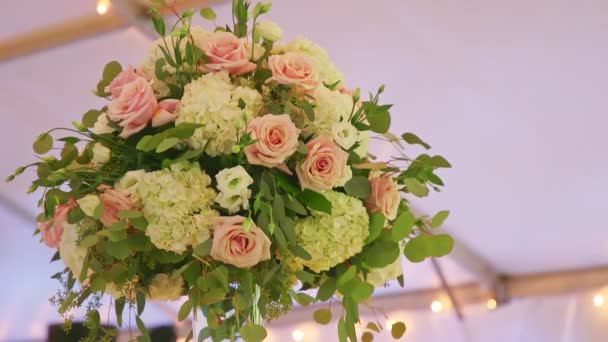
298 86 353 137
295 191 369 272
331 121 358 150
274 37 345 87
255 21 283 42
135 162 218 253
139 27 213 97
177 71 263 156
91 113 116 135
147 273 184 301
76 194 100 217
91 143 111 166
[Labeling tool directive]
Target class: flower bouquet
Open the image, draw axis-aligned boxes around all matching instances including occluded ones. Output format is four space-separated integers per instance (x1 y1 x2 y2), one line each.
8 1 453 341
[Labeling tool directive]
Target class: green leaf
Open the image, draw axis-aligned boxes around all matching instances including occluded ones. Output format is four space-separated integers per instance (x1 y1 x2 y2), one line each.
317 278 336 301
193 239 212 257
106 240 129 259
200 8 217 20
365 240 400 268
136 316 151 342
429 234 454 257
79 235 99 248
295 270 316 285
337 266 356 289
362 331 374 342
136 291 146 316
156 137 181 153
431 210 450 228
117 210 142 219
338 319 347 342
103 61 122 82
402 132 430 149
93 203 104 220
351 280 374 303
89 276 106 293
344 176 371 199
67 207 84 224
365 213 385 244
391 321 406 339
33 133 53 154
289 244 312 260
391 210 415 241
115 298 125 327
366 322 380 333
82 110 102 128
301 101 315 121
313 308 332 325
294 292 316 306
129 233 153 252
152 14 165 36
239 323 267 342
298 189 331 214
404 178 429 197
178 299 192 321
429 155 452 168
130 216 148 231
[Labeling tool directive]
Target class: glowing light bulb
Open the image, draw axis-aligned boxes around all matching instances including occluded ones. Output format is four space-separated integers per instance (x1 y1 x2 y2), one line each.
593 294 605 308
487 299 497 310
385 320 395 330
96 0 110 15
292 329 304 341
430 300 444 313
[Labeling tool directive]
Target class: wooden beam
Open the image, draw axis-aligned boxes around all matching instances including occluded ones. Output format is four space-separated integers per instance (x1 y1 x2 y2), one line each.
0 0 227 62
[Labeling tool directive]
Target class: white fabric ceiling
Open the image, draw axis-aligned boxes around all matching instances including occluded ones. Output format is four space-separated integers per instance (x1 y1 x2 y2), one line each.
0 0 607 339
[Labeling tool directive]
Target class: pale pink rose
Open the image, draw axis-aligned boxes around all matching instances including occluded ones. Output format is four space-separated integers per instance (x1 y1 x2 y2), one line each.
107 77 158 138
365 172 400 220
105 66 140 99
203 32 256 76
267 52 320 92
98 186 136 227
152 99 180 127
210 216 271 268
296 136 349 192
39 199 77 248
243 114 300 174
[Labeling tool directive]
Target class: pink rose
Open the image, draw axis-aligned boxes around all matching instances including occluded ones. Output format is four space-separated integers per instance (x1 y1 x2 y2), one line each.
39 199 77 248
107 75 158 139
365 172 400 220
243 114 300 174
267 52 320 92
98 186 136 227
106 66 140 99
152 99 180 127
210 216 271 268
203 32 256 76
296 136 349 192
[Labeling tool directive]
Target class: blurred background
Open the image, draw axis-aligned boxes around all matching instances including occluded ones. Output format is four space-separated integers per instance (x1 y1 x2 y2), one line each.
1 0 607 341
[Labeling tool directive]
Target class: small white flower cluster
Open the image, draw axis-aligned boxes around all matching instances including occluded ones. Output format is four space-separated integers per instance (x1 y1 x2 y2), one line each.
214 166 254 213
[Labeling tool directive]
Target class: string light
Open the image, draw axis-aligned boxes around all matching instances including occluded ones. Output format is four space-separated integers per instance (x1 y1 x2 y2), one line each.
487 299 497 310
430 300 444 313
385 320 395 330
292 329 304 341
96 0 110 15
593 294 605 308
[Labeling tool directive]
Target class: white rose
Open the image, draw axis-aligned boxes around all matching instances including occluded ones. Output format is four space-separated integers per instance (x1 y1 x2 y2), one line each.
116 170 146 201
216 190 251 213
76 194 101 217
59 223 87 278
91 143 111 165
331 122 358 150
367 256 403 287
215 166 253 196
255 21 283 42
148 273 184 301
91 113 117 135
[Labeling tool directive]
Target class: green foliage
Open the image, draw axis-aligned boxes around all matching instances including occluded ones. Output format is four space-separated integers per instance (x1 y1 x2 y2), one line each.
431 210 450 228
95 61 122 97
33 133 53 154
365 240 400 268
313 308 332 325
391 210 415 241
200 8 217 20
239 323 267 342
298 189 332 214
403 234 454 262
391 321 407 338
344 176 371 199
366 213 385 244
402 132 430 149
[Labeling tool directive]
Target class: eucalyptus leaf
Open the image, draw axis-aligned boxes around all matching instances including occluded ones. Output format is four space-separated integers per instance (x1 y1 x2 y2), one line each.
313 308 332 325
344 176 371 199
298 189 331 214
391 210 415 241
239 323 267 342
431 210 450 228
200 8 217 20
404 178 429 197
33 133 53 154
402 132 430 149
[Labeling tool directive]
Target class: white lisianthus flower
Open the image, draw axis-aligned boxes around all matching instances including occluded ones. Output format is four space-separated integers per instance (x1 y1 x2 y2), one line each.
256 21 283 42
336 166 353 187
215 166 254 195
177 72 263 156
216 191 251 214
59 223 87 278
91 113 116 135
76 194 100 217
148 273 184 301
354 130 370 158
115 170 146 202
91 143 111 166
331 121 358 150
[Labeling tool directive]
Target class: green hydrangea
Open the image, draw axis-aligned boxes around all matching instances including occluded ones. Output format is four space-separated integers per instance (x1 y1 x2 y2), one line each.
295 191 369 272
136 162 218 253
